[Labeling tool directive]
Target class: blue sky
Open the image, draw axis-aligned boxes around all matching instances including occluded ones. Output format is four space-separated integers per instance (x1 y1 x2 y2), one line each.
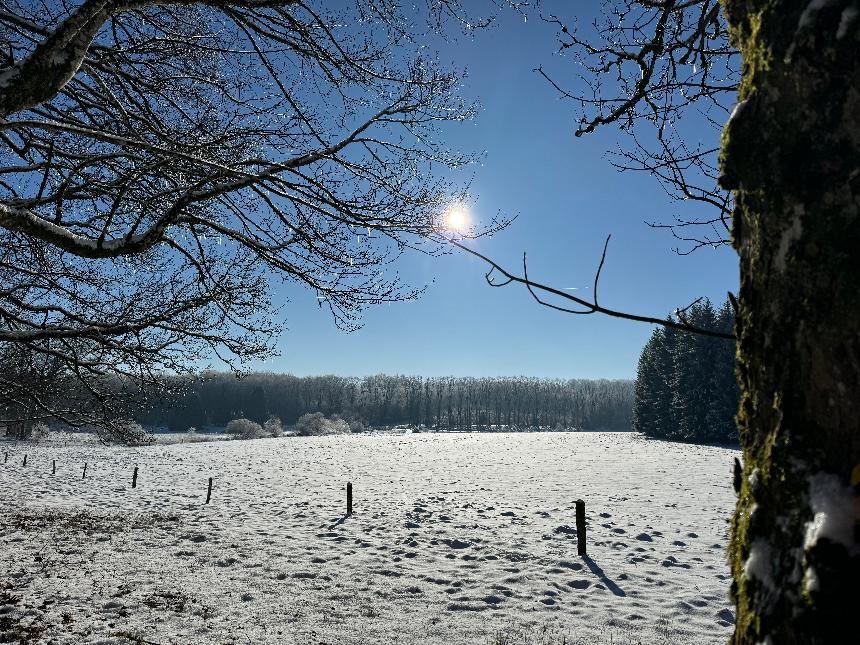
254 4 738 380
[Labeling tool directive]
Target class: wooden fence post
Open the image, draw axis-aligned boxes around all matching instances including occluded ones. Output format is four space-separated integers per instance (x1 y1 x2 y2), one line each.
82 462 87 479
346 481 353 515
205 477 213 504
132 466 138 488
575 499 586 556
52 459 56 475
4 452 7 463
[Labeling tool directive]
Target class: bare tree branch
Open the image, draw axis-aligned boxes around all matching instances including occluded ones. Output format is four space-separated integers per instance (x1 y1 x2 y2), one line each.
0 0 512 428
449 237 734 339
538 0 737 254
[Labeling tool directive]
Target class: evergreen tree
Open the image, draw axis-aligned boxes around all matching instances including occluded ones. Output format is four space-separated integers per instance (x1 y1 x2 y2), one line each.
651 324 677 439
632 332 661 436
633 299 738 444
705 301 739 443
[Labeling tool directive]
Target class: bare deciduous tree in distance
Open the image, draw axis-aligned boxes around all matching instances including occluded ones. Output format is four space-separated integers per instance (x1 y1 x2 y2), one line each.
0 0 506 430
455 2 860 642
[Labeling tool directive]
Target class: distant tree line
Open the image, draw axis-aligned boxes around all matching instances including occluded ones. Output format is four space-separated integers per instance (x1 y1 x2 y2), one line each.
132 374 634 432
633 299 738 443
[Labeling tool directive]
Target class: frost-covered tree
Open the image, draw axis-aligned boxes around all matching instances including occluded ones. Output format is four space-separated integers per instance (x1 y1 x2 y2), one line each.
225 417 263 440
294 411 350 436
130 372 634 432
263 416 283 438
0 0 503 425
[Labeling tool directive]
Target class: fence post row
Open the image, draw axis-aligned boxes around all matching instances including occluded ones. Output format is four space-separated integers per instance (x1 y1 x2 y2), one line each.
1 456 589 557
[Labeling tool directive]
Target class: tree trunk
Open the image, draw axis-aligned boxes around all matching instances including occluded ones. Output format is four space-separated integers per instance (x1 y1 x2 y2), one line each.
719 1 860 642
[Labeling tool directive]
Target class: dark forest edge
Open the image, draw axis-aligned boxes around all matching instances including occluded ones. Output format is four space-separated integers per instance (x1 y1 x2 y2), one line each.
2 303 737 443
2 300 738 443
633 299 739 444
129 374 634 434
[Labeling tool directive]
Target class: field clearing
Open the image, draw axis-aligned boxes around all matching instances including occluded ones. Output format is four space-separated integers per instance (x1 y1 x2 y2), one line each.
0 432 739 644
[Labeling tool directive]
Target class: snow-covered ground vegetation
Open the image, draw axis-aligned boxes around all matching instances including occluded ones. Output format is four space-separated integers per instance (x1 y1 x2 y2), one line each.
0 432 738 644
225 418 264 440
294 412 351 436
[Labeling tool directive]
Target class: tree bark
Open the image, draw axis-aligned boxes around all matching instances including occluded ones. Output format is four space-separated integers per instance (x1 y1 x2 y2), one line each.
719 1 860 642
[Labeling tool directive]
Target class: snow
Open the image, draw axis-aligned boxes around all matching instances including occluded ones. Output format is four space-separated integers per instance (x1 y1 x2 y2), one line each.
727 99 748 126
803 472 856 551
0 202 148 253
798 0 837 31
748 467 761 491
837 6 859 39
743 539 774 590
0 432 739 644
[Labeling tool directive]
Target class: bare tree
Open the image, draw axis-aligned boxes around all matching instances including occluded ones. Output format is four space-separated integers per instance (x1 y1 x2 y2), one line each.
0 341 65 438
0 0 506 424
540 0 737 254
447 0 739 339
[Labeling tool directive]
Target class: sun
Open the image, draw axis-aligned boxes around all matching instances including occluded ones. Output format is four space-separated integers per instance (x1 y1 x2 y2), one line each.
443 204 471 233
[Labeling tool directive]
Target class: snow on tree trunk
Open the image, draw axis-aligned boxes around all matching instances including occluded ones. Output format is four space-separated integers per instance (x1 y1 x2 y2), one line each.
719 0 860 642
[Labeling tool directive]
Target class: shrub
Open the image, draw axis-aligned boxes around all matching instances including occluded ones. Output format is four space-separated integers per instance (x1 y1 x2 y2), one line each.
31 423 50 441
263 416 283 437
336 414 367 433
104 420 155 446
294 412 350 436
226 418 264 439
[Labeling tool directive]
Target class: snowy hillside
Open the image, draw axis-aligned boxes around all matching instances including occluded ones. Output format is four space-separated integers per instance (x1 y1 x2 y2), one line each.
0 432 739 644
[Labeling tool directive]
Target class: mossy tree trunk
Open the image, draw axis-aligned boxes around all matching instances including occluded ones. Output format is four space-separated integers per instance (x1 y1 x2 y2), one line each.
719 1 860 642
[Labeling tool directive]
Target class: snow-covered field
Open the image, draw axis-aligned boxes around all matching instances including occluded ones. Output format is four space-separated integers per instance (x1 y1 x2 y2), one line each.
0 432 739 644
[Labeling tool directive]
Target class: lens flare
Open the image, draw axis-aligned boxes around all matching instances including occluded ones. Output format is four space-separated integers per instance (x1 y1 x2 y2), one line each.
443 205 470 233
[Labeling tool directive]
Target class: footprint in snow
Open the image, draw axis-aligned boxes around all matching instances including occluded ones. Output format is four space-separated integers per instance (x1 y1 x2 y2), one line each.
553 525 577 537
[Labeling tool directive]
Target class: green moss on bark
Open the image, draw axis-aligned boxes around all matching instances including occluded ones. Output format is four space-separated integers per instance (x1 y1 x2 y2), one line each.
719 0 860 642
